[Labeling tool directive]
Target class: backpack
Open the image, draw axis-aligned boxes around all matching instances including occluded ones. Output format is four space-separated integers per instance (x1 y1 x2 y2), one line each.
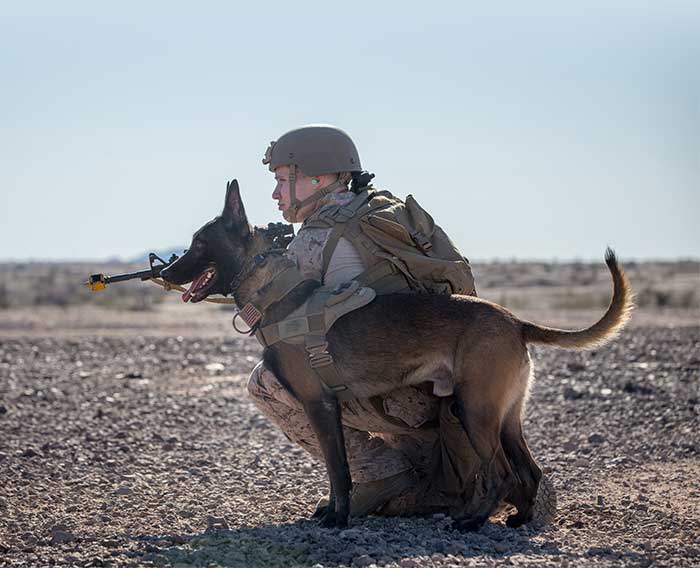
303 188 477 296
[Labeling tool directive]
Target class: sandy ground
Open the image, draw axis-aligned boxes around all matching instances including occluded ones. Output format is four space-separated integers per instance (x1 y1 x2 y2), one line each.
0 300 698 337
0 301 699 567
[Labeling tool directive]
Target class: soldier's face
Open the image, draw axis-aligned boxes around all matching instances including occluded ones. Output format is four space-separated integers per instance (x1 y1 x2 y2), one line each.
272 165 326 223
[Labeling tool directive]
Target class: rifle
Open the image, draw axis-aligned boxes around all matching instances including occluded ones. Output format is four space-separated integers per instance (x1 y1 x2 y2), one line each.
84 250 236 305
84 222 294 304
85 252 179 291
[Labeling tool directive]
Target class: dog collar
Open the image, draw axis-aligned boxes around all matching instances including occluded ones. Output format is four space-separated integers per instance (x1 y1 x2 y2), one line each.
233 303 263 333
231 264 308 334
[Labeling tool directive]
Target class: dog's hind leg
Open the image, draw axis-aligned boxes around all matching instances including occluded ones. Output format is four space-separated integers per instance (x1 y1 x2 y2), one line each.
449 333 524 532
500 393 542 527
451 390 517 532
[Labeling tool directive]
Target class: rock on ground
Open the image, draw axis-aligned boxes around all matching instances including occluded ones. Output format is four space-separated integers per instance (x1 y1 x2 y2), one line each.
0 326 699 567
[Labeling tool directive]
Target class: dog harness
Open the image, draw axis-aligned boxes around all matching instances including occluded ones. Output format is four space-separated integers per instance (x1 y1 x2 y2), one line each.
234 264 376 400
263 281 375 401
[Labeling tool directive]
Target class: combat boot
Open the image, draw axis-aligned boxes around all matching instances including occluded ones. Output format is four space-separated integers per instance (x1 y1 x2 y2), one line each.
313 470 416 517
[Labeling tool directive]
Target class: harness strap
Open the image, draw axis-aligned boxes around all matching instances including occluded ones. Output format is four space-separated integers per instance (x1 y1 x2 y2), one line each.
307 343 349 397
249 265 307 310
354 259 412 293
257 281 375 400
258 302 326 345
238 265 308 329
304 288 348 397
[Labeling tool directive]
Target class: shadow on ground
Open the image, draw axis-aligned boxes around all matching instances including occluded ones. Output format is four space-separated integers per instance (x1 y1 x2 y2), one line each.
133 517 650 567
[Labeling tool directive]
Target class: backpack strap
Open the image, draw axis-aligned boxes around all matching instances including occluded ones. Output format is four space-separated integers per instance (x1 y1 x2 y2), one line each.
306 189 418 294
319 190 375 276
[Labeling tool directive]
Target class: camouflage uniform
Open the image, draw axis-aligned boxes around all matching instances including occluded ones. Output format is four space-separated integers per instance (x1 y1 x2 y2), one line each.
247 191 478 516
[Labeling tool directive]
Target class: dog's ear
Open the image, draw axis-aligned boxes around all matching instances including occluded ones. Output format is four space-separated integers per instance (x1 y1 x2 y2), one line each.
222 179 251 239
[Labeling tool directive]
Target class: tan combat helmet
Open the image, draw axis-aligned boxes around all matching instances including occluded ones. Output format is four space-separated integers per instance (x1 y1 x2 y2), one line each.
263 124 362 219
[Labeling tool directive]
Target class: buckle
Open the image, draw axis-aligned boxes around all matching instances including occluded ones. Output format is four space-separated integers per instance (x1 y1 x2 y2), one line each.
309 352 333 368
327 280 360 306
410 230 433 253
307 343 334 368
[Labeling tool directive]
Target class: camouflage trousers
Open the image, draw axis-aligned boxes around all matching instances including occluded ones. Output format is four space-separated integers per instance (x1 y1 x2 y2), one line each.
247 361 480 516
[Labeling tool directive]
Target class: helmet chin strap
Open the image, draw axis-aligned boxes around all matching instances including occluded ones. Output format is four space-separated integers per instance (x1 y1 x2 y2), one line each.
287 164 348 222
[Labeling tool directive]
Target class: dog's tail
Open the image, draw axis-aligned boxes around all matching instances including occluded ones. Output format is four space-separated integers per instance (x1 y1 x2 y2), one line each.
522 248 634 350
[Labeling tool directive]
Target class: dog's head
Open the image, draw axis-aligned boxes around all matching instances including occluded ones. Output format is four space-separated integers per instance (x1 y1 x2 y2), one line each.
161 179 267 303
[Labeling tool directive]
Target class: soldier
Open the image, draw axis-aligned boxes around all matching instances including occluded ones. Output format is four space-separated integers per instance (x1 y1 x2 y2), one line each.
247 124 480 517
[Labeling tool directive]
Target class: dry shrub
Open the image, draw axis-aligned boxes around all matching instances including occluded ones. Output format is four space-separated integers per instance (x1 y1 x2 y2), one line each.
636 286 699 309
0 262 166 311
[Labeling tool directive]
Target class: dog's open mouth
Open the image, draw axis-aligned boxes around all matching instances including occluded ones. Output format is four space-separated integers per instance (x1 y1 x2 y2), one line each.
181 266 218 303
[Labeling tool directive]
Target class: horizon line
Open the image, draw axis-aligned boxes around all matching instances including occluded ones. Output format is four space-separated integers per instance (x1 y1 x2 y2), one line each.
1 255 698 265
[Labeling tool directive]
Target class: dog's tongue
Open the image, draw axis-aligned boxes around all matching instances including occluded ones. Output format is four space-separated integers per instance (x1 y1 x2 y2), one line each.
182 270 211 303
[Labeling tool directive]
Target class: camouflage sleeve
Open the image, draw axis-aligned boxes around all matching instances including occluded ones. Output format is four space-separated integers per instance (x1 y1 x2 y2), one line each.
284 227 330 282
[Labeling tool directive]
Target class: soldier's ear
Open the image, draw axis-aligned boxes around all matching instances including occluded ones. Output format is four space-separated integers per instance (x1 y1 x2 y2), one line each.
222 179 251 239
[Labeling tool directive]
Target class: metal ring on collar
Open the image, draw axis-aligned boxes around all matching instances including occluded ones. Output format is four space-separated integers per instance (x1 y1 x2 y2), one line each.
232 307 260 335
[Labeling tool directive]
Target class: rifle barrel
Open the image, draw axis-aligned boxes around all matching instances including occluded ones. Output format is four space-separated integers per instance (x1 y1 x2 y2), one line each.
104 269 158 284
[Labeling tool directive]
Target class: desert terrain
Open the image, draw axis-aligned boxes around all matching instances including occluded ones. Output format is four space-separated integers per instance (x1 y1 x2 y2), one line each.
0 259 698 567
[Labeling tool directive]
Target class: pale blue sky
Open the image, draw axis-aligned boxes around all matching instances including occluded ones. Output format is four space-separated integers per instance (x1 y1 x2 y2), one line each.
1 1 698 261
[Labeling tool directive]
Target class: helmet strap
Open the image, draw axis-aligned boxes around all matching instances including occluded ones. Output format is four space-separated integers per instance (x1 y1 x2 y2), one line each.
287 164 301 219
301 172 351 208
287 167 348 222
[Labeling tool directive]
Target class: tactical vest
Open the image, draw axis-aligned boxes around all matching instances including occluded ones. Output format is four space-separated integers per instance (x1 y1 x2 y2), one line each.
302 187 477 297
248 187 477 401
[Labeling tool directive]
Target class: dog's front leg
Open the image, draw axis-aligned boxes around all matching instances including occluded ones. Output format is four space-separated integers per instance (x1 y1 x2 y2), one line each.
303 391 352 528
265 345 352 528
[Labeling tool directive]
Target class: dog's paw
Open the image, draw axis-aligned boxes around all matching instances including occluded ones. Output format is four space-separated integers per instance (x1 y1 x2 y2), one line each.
334 513 349 529
505 512 529 528
317 509 349 529
318 509 337 528
451 517 484 533
312 504 330 519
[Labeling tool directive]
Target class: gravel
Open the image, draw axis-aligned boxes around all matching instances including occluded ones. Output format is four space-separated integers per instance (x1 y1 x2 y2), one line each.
0 326 699 567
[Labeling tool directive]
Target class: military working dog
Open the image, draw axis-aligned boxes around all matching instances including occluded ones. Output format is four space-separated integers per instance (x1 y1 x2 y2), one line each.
161 180 633 531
